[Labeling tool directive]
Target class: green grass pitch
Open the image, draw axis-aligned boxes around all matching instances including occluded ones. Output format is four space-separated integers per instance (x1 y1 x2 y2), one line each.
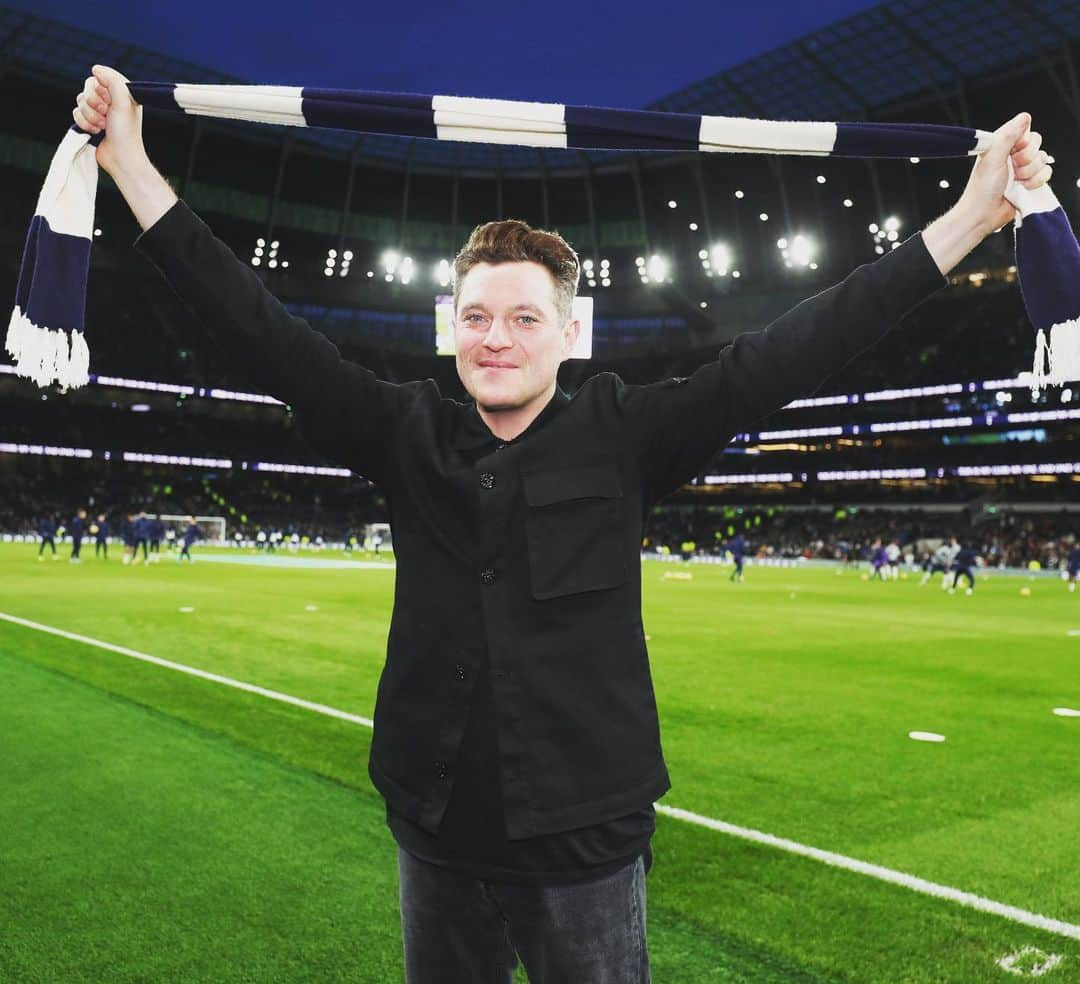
1 543 1077 982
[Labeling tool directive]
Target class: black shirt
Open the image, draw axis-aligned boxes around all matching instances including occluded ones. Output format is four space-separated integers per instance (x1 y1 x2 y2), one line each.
134 200 947 875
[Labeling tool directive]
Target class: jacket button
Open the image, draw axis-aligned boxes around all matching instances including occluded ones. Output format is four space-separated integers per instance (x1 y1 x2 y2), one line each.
480 472 495 489
435 760 448 779
455 663 466 680
495 442 507 452
480 568 496 585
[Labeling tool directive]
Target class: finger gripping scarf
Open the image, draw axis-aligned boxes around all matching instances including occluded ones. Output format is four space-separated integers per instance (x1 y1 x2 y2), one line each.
9 82 1080 392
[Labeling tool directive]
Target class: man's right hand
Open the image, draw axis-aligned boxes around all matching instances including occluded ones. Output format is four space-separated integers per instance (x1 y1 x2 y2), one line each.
73 65 147 179
73 65 177 231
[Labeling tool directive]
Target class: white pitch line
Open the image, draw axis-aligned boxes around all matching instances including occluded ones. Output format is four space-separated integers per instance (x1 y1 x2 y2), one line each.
0 611 372 728
2 609 1078 942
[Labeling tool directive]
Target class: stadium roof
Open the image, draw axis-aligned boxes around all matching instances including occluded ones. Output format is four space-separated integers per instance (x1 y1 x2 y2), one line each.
2 0 1078 173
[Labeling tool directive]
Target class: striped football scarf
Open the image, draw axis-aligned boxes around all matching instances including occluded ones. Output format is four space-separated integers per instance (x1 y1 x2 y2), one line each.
9 83 1080 392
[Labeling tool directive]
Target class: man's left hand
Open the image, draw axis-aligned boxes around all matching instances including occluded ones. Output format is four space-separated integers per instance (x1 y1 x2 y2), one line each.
959 112 1054 237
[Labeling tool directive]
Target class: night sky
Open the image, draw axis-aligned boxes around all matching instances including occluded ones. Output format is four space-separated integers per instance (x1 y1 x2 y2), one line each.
9 0 884 107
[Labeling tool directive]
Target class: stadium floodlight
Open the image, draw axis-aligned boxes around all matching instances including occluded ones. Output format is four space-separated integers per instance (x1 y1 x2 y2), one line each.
381 250 400 275
699 301 708 309
646 254 669 283
734 190 744 199
732 270 741 279
689 222 698 231
344 250 353 260
816 175 826 184
434 259 451 287
883 216 901 232
94 228 102 237
282 261 289 269
268 259 278 268
939 179 950 189
843 198 853 207
257 238 266 247
271 240 279 249
583 258 594 271
759 213 769 222
252 257 262 266
868 223 879 234
601 277 611 287
667 200 677 209
779 233 817 269
328 249 337 258
710 242 732 276
400 256 414 285
255 247 264 257
910 157 920 163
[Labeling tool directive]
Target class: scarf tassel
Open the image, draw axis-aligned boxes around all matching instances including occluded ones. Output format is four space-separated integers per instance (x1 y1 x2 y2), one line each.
6 304 90 392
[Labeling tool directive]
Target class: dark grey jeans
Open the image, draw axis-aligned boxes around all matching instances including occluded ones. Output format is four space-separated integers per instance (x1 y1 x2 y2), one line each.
397 846 650 983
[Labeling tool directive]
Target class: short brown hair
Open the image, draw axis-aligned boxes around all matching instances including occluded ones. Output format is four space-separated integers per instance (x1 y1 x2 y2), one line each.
453 219 580 324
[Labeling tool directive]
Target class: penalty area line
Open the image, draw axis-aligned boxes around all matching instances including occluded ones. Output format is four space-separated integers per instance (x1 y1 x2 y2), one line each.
2 609 1077 942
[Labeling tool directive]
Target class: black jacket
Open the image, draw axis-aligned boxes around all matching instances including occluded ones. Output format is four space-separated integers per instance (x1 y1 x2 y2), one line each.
135 200 947 838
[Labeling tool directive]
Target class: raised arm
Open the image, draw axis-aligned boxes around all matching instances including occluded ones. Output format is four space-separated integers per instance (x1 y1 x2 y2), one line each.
75 66 410 482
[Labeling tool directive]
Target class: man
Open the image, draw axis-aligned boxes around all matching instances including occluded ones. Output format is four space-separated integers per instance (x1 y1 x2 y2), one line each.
69 508 87 563
1065 541 1079 593
884 539 901 580
869 538 888 581
131 511 150 565
78 63 1051 982
919 537 956 589
949 542 979 595
148 514 165 563
37 515 57 561
727 532 746 583
94 513 110 560
120 512 136 565
178 517 202 563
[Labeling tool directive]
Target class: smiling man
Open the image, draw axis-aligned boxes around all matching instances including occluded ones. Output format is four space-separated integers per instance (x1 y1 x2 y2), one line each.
77 62 1052 983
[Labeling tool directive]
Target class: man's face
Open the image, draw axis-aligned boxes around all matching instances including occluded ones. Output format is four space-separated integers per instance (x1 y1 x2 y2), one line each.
455 261 578 414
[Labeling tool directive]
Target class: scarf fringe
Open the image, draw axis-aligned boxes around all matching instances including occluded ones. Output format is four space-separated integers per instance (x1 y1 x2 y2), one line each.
5 305 90 392
1026 318 1080 397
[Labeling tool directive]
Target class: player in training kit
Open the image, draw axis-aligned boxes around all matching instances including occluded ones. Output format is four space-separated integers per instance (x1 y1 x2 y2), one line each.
37 516 57 560
885 540 901 580
131 512 150 565
94 514 110 560
949 543 978 595
920 538 956 588
727 533 746 583
178 518 203 562
148 515 165 563
69 508 87 563
870 539 888 581
1067 544 1080 593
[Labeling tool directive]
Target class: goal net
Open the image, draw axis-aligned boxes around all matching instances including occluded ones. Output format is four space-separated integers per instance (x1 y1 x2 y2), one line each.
158 514 227 546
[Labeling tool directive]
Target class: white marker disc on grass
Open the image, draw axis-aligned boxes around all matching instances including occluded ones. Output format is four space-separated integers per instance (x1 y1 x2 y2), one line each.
908 731 946 743
1052 707 1080 717
305 604 319 612
178 606 195 613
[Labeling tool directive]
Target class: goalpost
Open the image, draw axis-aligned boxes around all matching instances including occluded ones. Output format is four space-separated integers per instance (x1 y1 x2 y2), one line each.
158 514 227 546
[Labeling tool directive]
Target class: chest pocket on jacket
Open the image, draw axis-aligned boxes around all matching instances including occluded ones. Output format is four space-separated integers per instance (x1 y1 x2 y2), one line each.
521 463 626 600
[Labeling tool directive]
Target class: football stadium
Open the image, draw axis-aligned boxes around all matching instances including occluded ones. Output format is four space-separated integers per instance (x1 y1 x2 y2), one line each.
2 1 1079 981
